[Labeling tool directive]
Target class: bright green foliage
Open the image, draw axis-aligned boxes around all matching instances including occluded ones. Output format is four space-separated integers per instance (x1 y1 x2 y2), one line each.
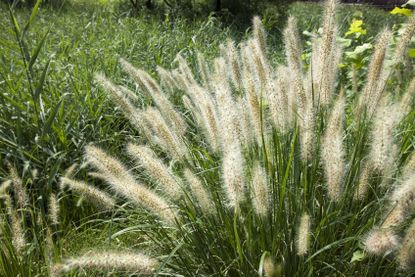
390 7 412 17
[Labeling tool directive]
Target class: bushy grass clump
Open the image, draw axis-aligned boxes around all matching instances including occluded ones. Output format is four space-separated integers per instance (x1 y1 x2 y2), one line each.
1 0 415 276
37 0 415 275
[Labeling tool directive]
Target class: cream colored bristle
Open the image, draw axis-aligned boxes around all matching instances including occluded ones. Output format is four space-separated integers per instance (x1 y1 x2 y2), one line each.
322 94 345 201
61 177 116 210
49 193 60 225
398 218 415 269
364 228 399 255
222 143 245 208
10 208 26 254
85 146 176 223
183 168 214 214
296 213 311 256
127 143 183 199
360 29 392 116
392 13 415 65
251 163 269 217
58 251 158 274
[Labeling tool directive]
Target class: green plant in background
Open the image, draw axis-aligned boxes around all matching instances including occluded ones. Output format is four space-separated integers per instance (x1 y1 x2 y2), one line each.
46 0 415 275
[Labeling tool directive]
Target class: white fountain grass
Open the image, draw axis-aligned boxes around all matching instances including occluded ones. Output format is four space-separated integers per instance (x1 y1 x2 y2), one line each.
57 0 415 274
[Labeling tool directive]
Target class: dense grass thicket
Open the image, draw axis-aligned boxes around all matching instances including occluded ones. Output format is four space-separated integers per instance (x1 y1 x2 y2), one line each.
1 0 415 276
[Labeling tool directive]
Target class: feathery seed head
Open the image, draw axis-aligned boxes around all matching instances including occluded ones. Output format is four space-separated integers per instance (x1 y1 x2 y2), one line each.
127 143 183 199
49 193 60 225
85 146 127 178
402 152 415 180
283 16 303 77
354 163 372 201
369 101 402 176
252 16 267 56
322 94 345 201
361 29 392 116
8 164 29 208
316 0 339 105
400 76 415 115
262 256 276 277
10 208 26 254
382 206 406 229
251 163 270 217
183 168 215 214
156 66 177 94
85 146 176 223
297 213 311 256
222 143 246 208
364 228 399 255
141 107 188 160
398 218 415 269
61 177 116 210
58 251 158 274
392 13 415 65
196 52 212 89
0 180 11 196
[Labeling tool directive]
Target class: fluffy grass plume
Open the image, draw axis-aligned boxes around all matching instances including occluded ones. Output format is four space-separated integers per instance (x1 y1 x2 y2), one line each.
60 177 116 210
322 94 345 201
56 251 158 275
296 213 311 256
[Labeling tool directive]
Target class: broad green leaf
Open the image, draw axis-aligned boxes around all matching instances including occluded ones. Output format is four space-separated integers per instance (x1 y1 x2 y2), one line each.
338 37 352 47
350 250 366 263
345 43 373 60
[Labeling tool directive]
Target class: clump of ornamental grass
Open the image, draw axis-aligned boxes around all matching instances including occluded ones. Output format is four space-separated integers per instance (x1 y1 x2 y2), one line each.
58 0 415 275
0 165 60 276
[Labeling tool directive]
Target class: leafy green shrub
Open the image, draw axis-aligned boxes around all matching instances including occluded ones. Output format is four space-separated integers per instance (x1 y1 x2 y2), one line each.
52 0 415 275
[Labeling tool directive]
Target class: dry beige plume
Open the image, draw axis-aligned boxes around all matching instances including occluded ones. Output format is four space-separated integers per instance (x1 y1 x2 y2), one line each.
296 213 311 256
8 164 29 208
49 193 60 225
398 218 415 269
322 94 345 201
57 251 158 275
222 143 246 208
85 146 177 224
61 177 116 210
183 168 215 215
360 29 392 116
368 101 402 177
10 208 26 254
364 228 399 255
141 107 188 160
251 163 270 217
127 143 183 199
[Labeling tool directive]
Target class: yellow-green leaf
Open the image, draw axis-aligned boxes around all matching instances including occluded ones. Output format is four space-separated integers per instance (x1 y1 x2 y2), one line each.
408 48 415 57
390 7 412 16
345 19 367 36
